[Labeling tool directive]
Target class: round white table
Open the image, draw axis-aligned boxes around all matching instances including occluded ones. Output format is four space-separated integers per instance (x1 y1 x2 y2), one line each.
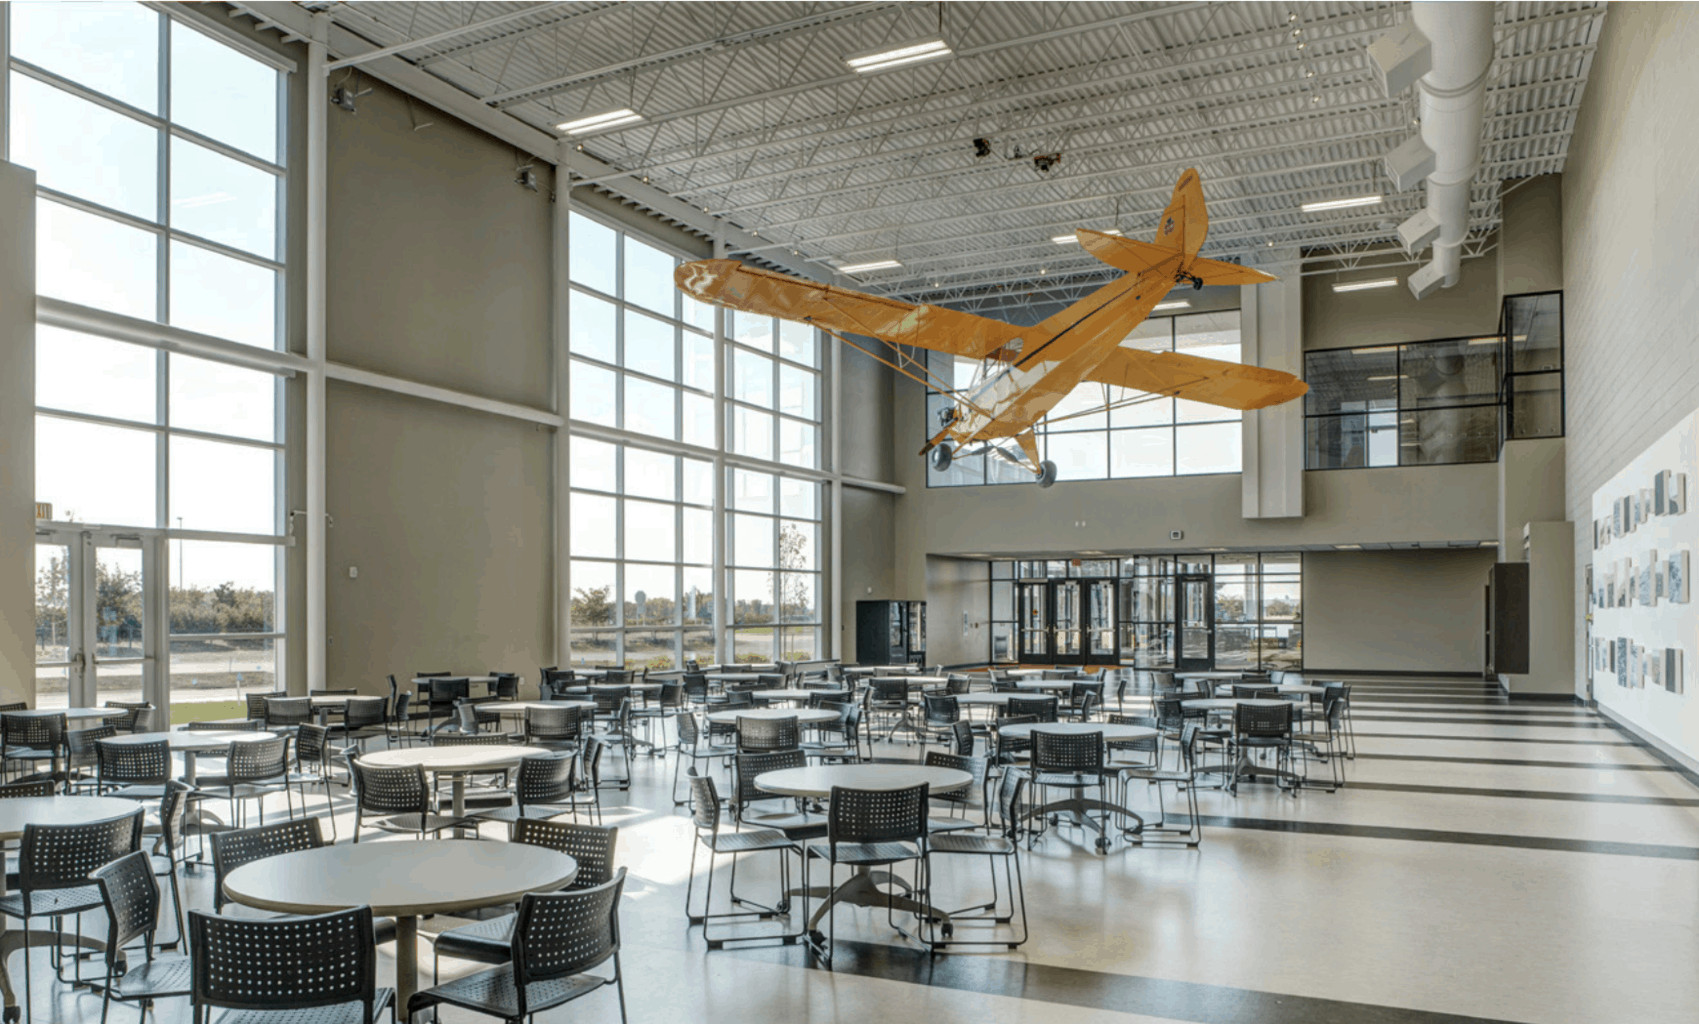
0 796 141 1018
1010 679 1079 692
704 707 840 727
586 681 661 694
704 672 763 683
994 722 1157 742
1211 682 1322 697
956 692 1019 707
756 764 969 934
221 839 577 1012
102 729 278 785
1006 668 1053 677
358 745 548 817
485 700 595 717
994 723 1157 845
1181 697 1291 712
749 688 830 704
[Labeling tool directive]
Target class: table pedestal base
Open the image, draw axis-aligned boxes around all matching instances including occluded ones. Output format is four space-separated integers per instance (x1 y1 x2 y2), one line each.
0 924 110 1021
796 866 941 932
394 915 418 1015
1026 796 1145 852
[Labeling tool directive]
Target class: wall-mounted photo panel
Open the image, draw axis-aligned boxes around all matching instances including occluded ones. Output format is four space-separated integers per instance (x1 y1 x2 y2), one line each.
1668 648 1685 695
1640 553 1656 607
1669 549 1690 604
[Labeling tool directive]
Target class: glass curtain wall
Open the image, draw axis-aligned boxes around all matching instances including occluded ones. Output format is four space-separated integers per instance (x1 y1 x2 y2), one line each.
12 2 289 715
565 211 825 666
928 309 1243 486
988 554 1303 670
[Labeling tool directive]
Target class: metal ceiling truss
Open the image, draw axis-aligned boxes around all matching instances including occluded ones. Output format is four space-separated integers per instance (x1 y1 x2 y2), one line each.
256 1 1603 304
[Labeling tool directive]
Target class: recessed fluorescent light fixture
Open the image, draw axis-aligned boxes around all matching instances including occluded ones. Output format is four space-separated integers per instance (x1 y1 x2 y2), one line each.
1152 300 1192 312
1334 543 1362 550
1051 229 1122 244
1481 540 1497 547
1332 277 1399 293
1466 337 1501 346
1301 194 1382 213
1365 374 1405 381
1201 547 1229 553
557 108 643 135
837 259 902 274
1353 345 1398 354
846 38 952 73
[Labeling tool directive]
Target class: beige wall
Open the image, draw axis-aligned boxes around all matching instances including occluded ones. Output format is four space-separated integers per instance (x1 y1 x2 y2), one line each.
324 381 553 693
924 556 989 668
0 164 35 705
1303 549 1496 674
1499 175 1564 296
1562 3 1699 738
326 79 554 408
1304 242 1502 351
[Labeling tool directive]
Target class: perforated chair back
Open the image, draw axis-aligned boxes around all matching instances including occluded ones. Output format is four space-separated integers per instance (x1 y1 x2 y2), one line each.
656 681 685 709
228 735 289 785
0 779 56 798
1007 696 1058 722
350 760 429 817
342 696 387 730
295 723 332 770
949 720 974 755
158 780 192 859
189 906 384 1019
1234 700 1293 739
922 693 959 728
1231 684 1276 699
1031 728 1105 776
526 704 585 743
263 696 311 728
826 783 928 848
737 715 800 753
16 808 143 908
103 701 154 733
509 869 627 1005
492 674 520 700
734 748 807 816
187 719 261 732
429 678 470 712
67 724 116 775
993 768 1026 840
3 711 64 752
433 732 513 747
869 678 908 706
922 751 987 807
943 675 973 696
91 850 162 968
514 753 576 809
687 771 723 833
592 687 629 714
512 818 618 889
97 737 171 788
1153 695 1186 732
209 817 324 911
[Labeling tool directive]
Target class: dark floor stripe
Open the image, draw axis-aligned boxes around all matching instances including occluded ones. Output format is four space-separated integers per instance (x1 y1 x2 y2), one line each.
1355 752 1672 771
1350 714 1608 728
732 936 1529 1024
1197 815 1699 859
1354 704 1594 716
1353 731 1634 746
1343 780 1699 806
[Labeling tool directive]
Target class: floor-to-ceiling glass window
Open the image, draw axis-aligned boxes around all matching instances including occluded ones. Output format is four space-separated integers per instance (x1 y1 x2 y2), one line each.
565 211 826 666
12 2 289 719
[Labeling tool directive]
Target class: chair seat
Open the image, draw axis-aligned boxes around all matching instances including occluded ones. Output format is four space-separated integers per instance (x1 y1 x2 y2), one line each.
680 744 736 759
107 784 169 801
805 839 922 865
930 833 1016 856
433 913 514 964
0 884 105 918
926 813 981 834
106 954 193 999
1031 771 1108 788
2 748 55 762
1237 736 1290 748
705 828 796 855
409 963 608 1021
1121 767 1191 783
744 811 826 840
208 990 395 1024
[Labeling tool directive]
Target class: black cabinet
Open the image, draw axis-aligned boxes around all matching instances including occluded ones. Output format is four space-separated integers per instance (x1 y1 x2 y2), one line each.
1485 562 1530 676
855 601 926 665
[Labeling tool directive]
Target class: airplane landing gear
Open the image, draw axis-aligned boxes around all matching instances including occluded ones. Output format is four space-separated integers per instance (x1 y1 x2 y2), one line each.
1189 274 1204 290
931 444 954 471
1037 460 1058 488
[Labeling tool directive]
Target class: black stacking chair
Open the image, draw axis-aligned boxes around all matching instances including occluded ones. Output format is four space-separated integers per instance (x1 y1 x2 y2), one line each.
1 808 143 1023
327 695 389 752
916 693 960 755
1230 700 1295 796
1121 722 1204 847
866 677 912 741
525 704 585 753
95 738 171 802
1030 728 1114 853
288 723 347 838
922 751 989 833
684 771 800 949
672 713 735 807
732 749 825 842
91 849 191 1024
471 752 578 824
103 701 154 734
425 677 470 733
64 725 116 793
432 817 618 979
2 712 65 787
261 695 311 730
800 703 863 763
802 783 931 968
149 781 194 948
205 735 293 829
1006 695 1058 722
188 906 393 1024
208 817 323 912
348 760 474 841
409 871 628 1024
928 769 1029 950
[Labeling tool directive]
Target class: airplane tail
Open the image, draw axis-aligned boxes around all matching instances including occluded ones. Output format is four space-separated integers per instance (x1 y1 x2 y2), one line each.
1076 168 1276 286
1155 167 1207 257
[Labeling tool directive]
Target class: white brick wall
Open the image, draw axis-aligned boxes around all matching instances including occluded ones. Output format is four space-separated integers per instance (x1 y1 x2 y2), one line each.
1563 3 1699 710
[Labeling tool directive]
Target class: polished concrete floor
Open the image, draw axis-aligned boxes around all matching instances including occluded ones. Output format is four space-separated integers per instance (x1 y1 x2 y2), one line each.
13 675 1699 1024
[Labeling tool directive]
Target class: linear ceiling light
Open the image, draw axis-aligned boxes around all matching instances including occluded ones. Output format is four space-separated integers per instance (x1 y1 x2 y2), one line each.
557 108 643 135
1051 228 1122 244
1332 277 1399 293
1334 543 1362 550
1152 300 1192 312
838 259 902 274
1301 194 1383 213
846 38 952 73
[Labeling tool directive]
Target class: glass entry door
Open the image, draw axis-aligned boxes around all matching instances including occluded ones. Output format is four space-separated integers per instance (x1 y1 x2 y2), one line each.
1175 573 1214 671
1083 580 1118 664
33 528 156 708
1017 582 1049 662
1051 581 1082 660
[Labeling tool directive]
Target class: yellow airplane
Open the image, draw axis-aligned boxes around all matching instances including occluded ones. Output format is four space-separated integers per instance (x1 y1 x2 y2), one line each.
675 168 1307 486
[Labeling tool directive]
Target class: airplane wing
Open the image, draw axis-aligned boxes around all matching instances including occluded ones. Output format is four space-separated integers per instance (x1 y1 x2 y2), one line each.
676 259 1024 361
1084 346 1308 411
1189 256 1278 287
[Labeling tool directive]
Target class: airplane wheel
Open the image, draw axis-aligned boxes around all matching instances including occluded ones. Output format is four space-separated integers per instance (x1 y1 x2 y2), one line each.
1037 460 1058 488
931 444 953 471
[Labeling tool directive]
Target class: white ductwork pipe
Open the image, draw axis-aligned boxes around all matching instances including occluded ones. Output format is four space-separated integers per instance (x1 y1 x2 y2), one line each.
1378 2 1494 298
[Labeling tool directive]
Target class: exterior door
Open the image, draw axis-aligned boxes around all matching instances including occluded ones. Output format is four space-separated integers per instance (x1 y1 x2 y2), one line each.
33 528 157 709
1083 579 1118 665
1016 582 1049 663
1174 573 1215 672
1051 581 1082 663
